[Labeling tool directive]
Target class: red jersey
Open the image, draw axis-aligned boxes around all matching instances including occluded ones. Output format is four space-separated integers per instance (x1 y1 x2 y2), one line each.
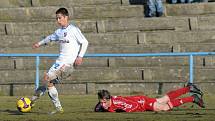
107 95 157 112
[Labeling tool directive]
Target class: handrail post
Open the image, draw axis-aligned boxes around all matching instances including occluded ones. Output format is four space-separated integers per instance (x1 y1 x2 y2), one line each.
189 55 193 84
35 56 40 90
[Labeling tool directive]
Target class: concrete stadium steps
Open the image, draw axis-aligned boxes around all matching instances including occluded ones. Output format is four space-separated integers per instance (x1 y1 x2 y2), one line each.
87 43 215 53
46 67 215 82
1 30 215 48
0 44 172 53
95 15 215 33
0 5 144 22
95 15 215 32
191 16 215 31
33 0 146 6
85 32 138 45
0 17 189 35
0 21 97 35
32 0 123 6
0 42 215 53
0 57 109 70
0 67 214 83
0 32 139 48
1 1 215 19
0 35 40 48
0 56 211 70
139 31 215 44
166 3 215 16
0 0 32 8
0 0 124 8
2 16 215 35
71 5 143 19
2 81 215 95
177 43 215 52
97 17 190 32
108 56 208 67
0 58 15 70
0 46 58 54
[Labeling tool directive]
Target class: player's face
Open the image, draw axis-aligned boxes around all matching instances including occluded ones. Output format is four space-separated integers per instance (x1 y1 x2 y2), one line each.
100 99 111 109
56 14 69 27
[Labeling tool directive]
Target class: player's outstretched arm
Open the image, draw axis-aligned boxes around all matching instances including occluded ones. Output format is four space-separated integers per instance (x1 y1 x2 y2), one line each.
33 32 57 49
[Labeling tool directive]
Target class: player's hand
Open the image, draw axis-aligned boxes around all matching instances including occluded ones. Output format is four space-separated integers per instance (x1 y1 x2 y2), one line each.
74 57 83 67
32 42 40 49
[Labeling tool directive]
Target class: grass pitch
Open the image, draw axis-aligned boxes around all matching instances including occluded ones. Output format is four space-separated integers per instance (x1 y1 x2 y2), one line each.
0 94 215 121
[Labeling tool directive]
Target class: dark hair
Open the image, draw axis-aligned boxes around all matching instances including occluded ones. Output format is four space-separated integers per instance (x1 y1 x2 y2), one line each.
98 90 111 100
56 7 69 16
94 102 108 112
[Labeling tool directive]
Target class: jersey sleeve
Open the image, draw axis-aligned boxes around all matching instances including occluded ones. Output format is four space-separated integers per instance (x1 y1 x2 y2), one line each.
73 27 88 57
38 31 58 46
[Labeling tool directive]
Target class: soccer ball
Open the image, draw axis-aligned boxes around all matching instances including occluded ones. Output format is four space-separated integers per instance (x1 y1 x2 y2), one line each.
16 97 32 113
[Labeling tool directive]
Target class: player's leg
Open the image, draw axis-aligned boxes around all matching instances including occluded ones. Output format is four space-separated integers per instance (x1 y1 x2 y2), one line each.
47 82 64 114
47 62 73 114
156 84 204 104
166 86 190 100
156 86 190 104
154 95 205 111
168 94 205 109
186 83 203 97
30 69 61 103
30 72 49 106
154 96 193 111
30 62 63 110
167 97 193 108
192 94 205 108
159 83 203 103
45 62 65 114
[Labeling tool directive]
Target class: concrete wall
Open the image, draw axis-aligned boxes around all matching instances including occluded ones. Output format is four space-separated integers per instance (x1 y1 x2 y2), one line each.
1 82 215 96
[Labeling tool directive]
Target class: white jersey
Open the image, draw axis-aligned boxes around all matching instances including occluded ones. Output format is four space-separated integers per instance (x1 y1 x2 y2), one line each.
38 24 88 64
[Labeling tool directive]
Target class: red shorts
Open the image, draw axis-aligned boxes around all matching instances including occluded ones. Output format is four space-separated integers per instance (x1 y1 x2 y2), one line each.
144 97 157 111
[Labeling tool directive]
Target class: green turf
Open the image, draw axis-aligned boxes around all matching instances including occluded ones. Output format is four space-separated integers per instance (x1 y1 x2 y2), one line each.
0 94 215 121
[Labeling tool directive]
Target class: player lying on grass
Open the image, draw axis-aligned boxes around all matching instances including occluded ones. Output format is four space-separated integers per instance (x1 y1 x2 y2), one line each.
95 83 204 112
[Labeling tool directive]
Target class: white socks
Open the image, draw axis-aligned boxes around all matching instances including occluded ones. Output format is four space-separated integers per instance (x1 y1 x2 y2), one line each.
48 86 62 108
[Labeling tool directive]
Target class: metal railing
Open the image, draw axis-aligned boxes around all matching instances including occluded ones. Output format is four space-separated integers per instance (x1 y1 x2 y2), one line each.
1 52 215 90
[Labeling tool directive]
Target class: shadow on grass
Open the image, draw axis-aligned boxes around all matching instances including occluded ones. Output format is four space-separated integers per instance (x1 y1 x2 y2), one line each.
150 108 215 116
0 109 47 115
0 109 24 115
97 108 215 117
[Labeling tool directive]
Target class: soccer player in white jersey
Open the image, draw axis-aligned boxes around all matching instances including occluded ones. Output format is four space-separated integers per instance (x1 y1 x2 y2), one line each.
31 7 88 114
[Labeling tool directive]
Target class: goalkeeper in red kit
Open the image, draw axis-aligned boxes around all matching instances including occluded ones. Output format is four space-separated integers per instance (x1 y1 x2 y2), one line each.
94 83 204 112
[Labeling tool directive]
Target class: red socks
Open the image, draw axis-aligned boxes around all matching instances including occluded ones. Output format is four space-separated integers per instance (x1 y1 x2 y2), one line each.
169 97 194 107
167 87 190 100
